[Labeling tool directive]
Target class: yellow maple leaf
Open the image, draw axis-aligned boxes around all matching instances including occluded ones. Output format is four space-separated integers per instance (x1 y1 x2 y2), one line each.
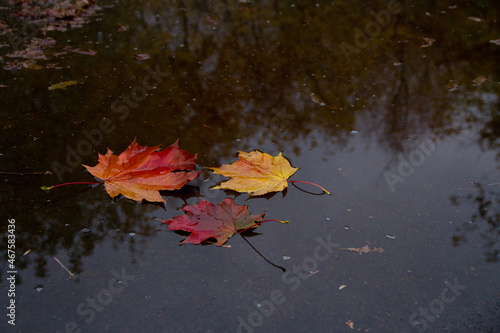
48 80 78 90
209 151 299 196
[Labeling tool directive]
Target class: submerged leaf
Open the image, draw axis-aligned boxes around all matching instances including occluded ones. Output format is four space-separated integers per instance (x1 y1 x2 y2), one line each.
160 198 265 246
209 151 298 196
83 138 199 204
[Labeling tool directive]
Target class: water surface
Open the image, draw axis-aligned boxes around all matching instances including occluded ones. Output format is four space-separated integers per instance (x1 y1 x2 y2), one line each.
1 1 499 332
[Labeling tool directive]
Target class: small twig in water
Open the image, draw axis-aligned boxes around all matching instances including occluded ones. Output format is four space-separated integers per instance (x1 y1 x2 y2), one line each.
307 270 319 277
53 257 77 279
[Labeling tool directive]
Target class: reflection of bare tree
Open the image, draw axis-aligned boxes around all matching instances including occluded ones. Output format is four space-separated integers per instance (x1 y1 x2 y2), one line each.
354 1 500 154
463 291 500 331
0 182 168 283
451 183 500 262
479 96 500 160
2 0 498 163
449 82 500 262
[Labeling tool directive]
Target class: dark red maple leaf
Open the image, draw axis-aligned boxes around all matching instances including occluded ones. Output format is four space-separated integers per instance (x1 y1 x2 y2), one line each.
159 198 265 246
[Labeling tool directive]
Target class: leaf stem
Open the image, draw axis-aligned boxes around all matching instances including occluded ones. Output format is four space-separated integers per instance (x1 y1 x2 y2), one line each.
287 180 331 195
239 235 286 272
237 219 289 233
41 181 101 191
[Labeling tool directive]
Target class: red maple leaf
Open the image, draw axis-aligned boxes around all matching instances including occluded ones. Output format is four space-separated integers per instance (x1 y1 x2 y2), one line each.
83 138 199 204
160 198 265 246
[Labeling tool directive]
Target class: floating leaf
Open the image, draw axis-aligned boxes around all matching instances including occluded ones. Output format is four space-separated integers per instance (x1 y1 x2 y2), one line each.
136 53 150 60
48 80 78 90
160 198 265 246
118 23 129 31
340 243 384 255
70 48 97 56
209 151 330 196
209 151 298 196
467 16 483 22
473 75 488 86
309 93 339 111
421 37 436 48
82 138 199 204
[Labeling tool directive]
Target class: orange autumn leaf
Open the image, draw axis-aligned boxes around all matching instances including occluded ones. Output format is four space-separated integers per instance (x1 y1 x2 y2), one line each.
209 151 299 196
83 138 199 204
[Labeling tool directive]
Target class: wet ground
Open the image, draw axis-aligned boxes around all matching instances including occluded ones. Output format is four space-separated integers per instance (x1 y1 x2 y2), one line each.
1 1 500 332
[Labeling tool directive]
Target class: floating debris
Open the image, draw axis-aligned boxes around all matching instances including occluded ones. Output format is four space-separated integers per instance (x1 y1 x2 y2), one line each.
136 53 150 61
70 48 97 56
467 16 483 22
446 82 459 92
307 270 319 277
421 37 436 48
341 243 384 255
473 75 488 86
309 93 339 111
48 80 78 90
310 93 326 106
6 38 56 60
53 257 77 279
118 23 129 31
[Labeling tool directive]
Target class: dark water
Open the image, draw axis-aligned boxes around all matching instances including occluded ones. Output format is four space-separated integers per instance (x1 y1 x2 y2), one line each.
1 1 499 332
